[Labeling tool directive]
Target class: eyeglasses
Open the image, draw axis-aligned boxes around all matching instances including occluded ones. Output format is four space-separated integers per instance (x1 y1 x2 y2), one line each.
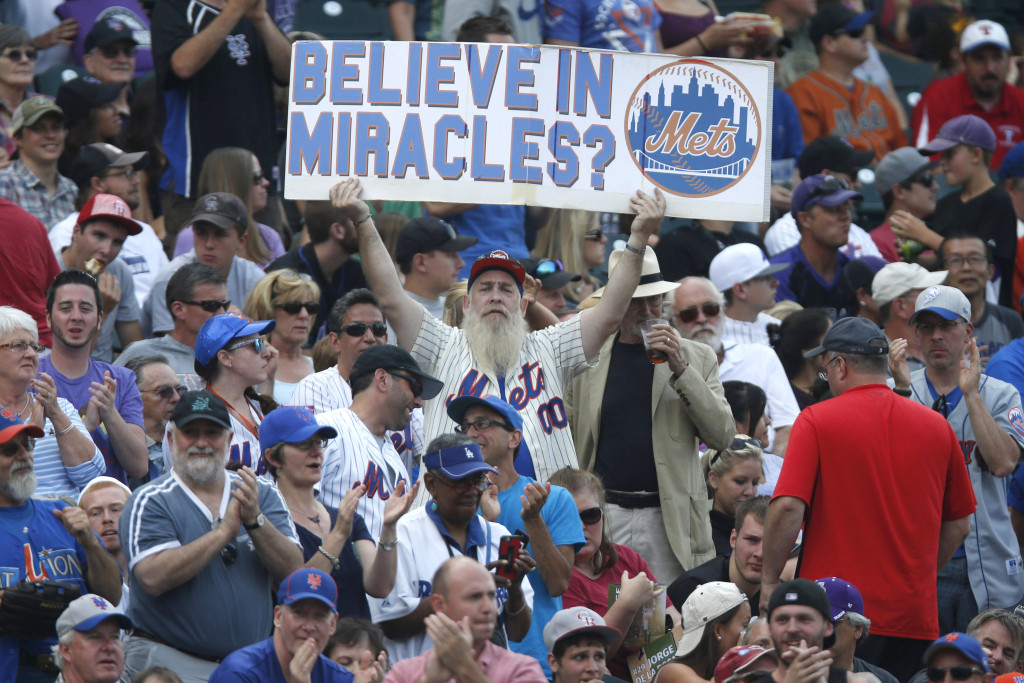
944 254 988 270
2 48 36 62
0 341 45 354
533 259 564 275
291 437 329 451
96 44 136 59
388 371 422 398
101 168 139 181
456 417 514 434
252 171 265 186
0 437 34 458
584 230 605 241
434 473 490 494
579 506 602 525
180 299 230 313
26 121 65 135
932 394 949 418
818 355 842 382
676 302 721 324
339 322 387 338
906 172 935 187
925 667 985 682
226 337 265 354
276 300 320 315
140 385 186 401
835 27 866 40
915 319 962 336
710 437 763 465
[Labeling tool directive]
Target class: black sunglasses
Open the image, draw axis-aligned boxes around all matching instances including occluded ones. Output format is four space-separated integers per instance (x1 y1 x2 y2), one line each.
98 44 136 59
676 302 721 324
835 26 866 40
932 394 949 418
907 171 935 187
926 667 985 682
0 437 34 458
2 48 36 62
710 437 762 465
339 322 387 338
579 506 602 525
221 542 237 566
141 385 187 401
276 300 320 315
180 299 230 313
584 230 604 241
388 371 423 398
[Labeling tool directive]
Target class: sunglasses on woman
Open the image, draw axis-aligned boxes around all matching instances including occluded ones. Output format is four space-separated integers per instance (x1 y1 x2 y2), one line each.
578 507 602 525
276 300 320 315
2 48 36 62
226 337 265 354
533 259 565 275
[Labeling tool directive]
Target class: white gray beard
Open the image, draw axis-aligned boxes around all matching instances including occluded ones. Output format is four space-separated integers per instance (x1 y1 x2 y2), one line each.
688 324 724 353
462 307 528 379
0 465 36 502
175 448 229 487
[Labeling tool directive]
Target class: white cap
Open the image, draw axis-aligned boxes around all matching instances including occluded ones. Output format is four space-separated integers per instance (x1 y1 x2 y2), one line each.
709 244 789 292
910 285 972 325
960 20 1010 53
871 263 947 306
675 582 746 659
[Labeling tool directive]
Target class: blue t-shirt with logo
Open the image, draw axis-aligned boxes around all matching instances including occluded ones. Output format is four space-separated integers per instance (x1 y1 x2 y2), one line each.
544 0 662 53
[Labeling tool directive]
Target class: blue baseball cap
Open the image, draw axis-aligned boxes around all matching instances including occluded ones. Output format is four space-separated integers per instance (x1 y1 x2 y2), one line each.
423 442 497 480
924 633 989 672
277 568 338 613
791 174 863 217
446 395 524 431
195 313 275 366
258 406 337 452
815 577 864 621
0 410 43 444
999 142 1024 179
909 285 971 325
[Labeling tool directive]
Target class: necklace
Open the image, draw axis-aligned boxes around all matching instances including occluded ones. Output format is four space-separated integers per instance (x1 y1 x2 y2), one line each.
288 501 322 526
0 394 31 418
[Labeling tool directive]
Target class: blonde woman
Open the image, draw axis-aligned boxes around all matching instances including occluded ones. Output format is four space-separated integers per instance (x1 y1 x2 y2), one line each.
531 209 605 304
244 270 320 404
701 437 763 557
173 147 285 267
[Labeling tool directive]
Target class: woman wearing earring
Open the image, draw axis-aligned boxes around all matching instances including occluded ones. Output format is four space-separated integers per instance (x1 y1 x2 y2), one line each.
190 313 276 473
655 582 750 683
260 406 416 618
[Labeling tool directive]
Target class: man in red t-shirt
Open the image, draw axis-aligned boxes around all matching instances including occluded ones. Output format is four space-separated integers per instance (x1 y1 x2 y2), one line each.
760 316 976 683
912 20 1024 170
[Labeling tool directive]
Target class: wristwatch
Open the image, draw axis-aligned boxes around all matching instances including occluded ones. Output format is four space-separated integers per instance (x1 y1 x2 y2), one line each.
244 512 266 531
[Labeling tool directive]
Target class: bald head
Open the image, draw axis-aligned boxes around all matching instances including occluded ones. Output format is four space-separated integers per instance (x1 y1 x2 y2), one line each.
433 556 489 599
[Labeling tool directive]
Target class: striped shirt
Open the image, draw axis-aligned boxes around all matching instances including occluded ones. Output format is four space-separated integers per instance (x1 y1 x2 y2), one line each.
317 408 410 540
721 312 782 347
35 397 105 498
411 311 591 486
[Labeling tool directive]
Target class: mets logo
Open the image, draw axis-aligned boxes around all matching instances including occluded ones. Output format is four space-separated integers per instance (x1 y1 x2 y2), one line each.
625 60 761 198
1008 406 1024 438
306 572 322 590
91 596 108 609
923 286 941 304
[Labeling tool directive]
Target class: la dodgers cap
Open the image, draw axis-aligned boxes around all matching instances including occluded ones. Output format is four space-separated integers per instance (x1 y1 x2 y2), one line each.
422 441 497 480
804 317 888 358
195 313 275 366
960 20 1010 54
78 193 141 236
277 568 338 613
0 410 44 444
170 390 232 430
715 645 780 683
709 243 788 292
348 345 444 400
395 216 477 265
767 578 832 621
9 96 64 135
543 606 620 652
815 577 864 622
259 406 337 453
190 192 249 232
919 115 996 155
468 250 526 294
871 262 948 307
874 147 933 196
923 632 989 672
447 395 524 431
909 285 971 325
56 594 132 638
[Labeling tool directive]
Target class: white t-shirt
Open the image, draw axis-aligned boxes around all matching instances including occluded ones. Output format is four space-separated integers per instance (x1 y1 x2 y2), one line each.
719 341 800 451
764 212 883 260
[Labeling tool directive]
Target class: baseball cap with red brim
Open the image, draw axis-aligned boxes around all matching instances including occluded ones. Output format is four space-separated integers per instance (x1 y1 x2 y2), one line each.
79 193 142 236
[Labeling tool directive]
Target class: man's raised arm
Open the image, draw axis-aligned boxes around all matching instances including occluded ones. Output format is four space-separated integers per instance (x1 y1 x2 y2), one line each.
579 188 665 360
329 179 425 349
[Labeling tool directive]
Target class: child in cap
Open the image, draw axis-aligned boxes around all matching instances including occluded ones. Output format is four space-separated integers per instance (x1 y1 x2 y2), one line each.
918 114 1018 308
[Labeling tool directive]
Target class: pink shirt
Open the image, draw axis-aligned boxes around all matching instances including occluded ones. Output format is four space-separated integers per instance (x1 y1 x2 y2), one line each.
384 641 546 683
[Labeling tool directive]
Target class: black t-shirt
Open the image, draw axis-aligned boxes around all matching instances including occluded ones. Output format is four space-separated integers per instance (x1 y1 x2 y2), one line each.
294 508 373 619
266 244 368 344
593 340 658 493
931 185 1017 308
667 554 761 614
710 508 734 557
654 223 767 282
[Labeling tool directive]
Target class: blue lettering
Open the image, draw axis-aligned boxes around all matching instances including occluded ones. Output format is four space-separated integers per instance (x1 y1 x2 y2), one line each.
354 112 390 176
425 43 461 107
407 42 422 106
471 115 504 181
418 580 432 597
547 121 580 187
574 52 613 118
336 112 351 175
368 42 402 105
432 115 467 180
510 118 544 184
505 46 540 110
288 112 333 175
291 42 326 105
329 42 365 105
448 370 489 407
467 44 503 108
556 50 572 114
392 114 429 178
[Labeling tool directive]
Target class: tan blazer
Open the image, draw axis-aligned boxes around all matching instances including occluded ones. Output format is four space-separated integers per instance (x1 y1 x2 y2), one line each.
566 334 735 571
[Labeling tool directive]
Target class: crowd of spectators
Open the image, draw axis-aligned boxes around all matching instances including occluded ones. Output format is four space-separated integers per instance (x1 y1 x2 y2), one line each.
1 1 1024 683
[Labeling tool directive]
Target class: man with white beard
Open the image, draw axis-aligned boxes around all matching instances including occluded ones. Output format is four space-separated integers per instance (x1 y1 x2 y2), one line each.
328 178 666 484
672 277 800 456
119 390 303 681
0 412 122 681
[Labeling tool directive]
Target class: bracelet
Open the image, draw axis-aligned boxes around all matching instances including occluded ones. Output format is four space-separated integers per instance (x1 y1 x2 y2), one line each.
56 423 75 436
317 545 340 570
379 538 398 551
506 597 528 616
695 34 709 52
894 387 912 397
623 242 645 255
353 214 373 227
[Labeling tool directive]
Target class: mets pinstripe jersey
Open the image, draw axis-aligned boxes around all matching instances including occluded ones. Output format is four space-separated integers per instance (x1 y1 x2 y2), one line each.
317 407 410 540
289 365 424 475
907 368 1024 610
410 312 591 486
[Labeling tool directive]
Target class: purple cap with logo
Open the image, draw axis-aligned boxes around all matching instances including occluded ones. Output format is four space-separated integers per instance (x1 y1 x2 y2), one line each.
919 115 996 154
791 174 863 216
815 577 864 621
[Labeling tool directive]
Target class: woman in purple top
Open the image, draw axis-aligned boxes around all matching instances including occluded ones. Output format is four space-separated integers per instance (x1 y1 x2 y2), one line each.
173 146 286 268
658 0 752 56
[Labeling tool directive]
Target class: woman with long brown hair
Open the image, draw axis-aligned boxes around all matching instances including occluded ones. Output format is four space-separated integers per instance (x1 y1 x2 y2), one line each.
173 147 285 267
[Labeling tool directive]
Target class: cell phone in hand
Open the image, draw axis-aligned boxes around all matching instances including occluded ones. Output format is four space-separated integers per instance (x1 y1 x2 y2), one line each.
495 535 523 581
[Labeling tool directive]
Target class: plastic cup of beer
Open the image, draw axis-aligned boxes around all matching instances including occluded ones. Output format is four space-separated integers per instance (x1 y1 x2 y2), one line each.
640 318 669 364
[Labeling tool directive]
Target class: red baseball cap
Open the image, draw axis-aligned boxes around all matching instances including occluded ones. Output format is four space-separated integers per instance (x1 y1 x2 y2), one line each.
78 193 141 236
468 250 526 293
